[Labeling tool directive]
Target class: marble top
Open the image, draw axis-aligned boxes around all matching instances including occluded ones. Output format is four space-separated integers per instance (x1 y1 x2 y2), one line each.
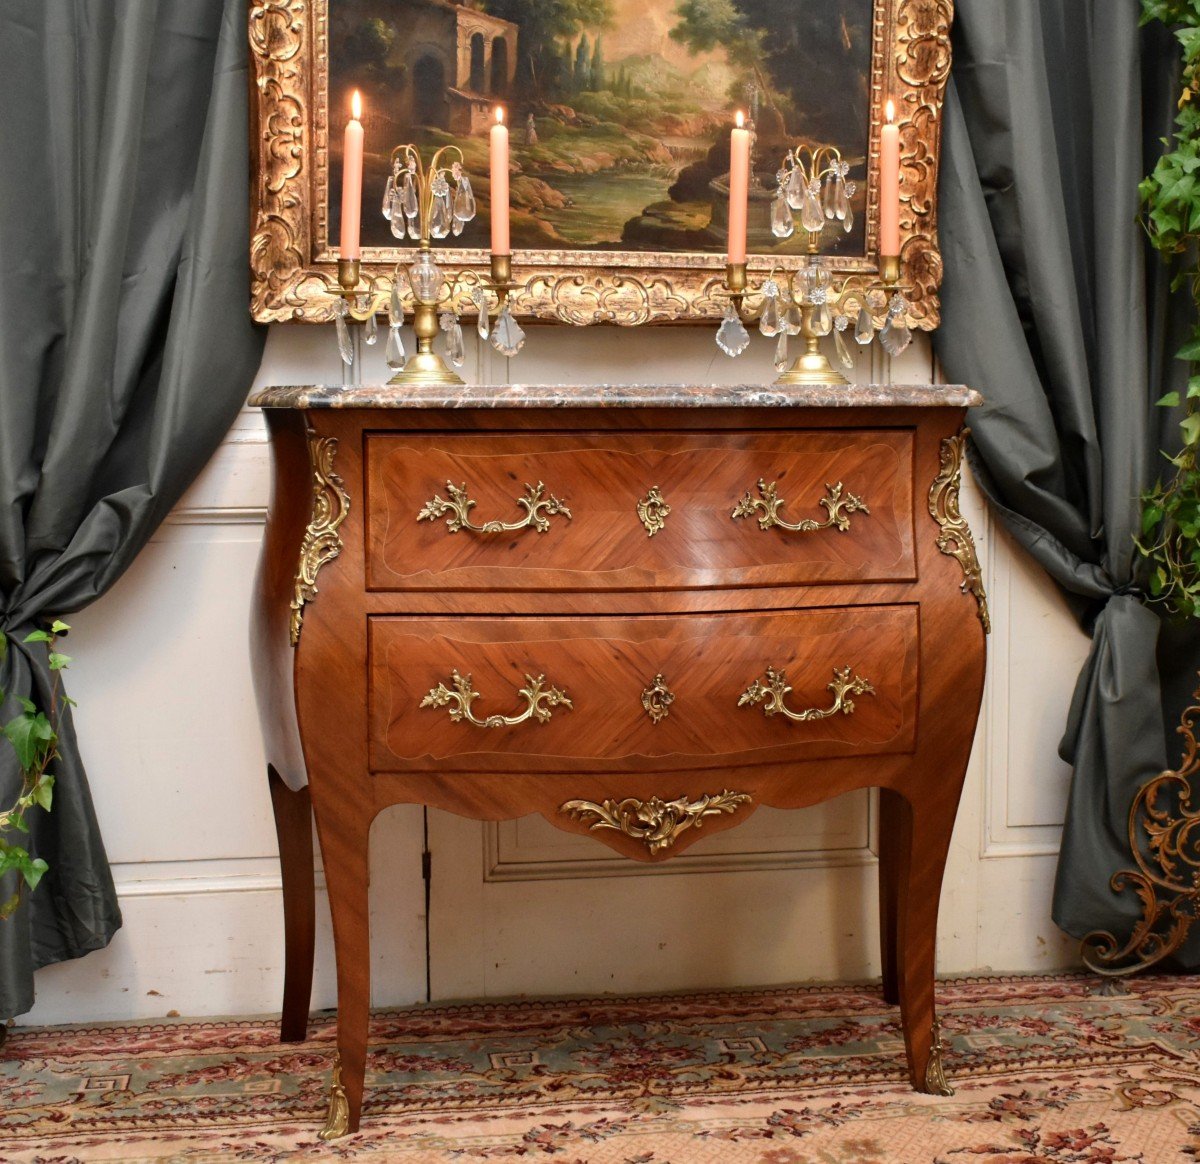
249 382 982 410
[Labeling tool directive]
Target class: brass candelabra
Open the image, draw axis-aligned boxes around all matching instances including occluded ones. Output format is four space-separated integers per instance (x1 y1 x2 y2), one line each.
334 142 526 386
717 144 910 385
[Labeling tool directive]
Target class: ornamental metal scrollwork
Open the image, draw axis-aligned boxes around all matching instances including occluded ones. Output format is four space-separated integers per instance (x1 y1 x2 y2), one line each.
739 666 875 723
290 434 349 646
561 790 752 855
732 480 868 533
1081 677 1200 979
928 431 991 633
641 674 676 724
318 1056 350 1141
637 485 671 537
421 670 572 729
922 1018 954 1097
417 480 571 534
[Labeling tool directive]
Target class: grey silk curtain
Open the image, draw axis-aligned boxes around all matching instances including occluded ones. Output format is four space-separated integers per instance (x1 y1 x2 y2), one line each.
935 2 1200 962
0 0 266 1017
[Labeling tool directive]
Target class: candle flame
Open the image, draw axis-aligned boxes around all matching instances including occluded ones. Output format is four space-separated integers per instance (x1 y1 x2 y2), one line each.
735 110 745 128
351 90 362 120
885 98 895 123
495 107 504 125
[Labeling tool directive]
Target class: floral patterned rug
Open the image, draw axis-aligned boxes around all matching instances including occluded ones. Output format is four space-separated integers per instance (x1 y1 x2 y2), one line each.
2 974 1199 1162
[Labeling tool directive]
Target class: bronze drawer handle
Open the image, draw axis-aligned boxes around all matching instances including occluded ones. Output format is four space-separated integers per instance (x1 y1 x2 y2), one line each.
739 665 874 722
732 479 868 532
421 669 572 728
417 480 572 534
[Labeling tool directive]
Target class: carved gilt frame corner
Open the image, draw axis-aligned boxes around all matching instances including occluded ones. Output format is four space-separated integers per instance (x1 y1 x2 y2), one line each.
249 0 952 327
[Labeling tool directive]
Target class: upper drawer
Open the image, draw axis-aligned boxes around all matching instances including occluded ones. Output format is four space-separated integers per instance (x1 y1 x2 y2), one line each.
364 430 915 592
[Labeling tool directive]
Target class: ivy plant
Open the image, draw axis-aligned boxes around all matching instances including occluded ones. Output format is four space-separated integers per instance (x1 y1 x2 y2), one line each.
1138 0 1200 617
0 621 71 920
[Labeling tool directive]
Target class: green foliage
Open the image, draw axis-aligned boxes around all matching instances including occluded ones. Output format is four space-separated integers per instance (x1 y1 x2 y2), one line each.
1137 0 1200 619
0 622 70 921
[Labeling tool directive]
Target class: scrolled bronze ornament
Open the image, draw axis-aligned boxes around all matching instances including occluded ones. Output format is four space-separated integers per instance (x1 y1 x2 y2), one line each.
417 480 571 535
318 1056 350 1141
1081 679 1200 979
928 430 991 633
641 674 676 724
421 670 572 729
739 665 874 723
733 480 868 533
561 791 752 855
290 434 350 646
637 485 671 537
922 1017 954 1096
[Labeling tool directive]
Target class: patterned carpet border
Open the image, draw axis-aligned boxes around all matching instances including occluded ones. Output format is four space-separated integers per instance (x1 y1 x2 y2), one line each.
3 972 1199 1162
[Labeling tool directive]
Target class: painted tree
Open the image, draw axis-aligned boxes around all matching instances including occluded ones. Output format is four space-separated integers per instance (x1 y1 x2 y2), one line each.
483 0 612 98
574 33 592 91
671 0 871 142
590 37 605 91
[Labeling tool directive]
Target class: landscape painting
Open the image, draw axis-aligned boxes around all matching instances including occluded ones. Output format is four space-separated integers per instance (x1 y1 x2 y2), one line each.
327 0 874 256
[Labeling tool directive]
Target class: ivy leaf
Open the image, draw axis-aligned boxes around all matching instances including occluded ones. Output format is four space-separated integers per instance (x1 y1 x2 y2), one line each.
21 630 53 645
1181 413 1200 445
47 652 71 671
49 620 70 635
1158 391 1182 407
1143 503 1165 534
31 776 53 813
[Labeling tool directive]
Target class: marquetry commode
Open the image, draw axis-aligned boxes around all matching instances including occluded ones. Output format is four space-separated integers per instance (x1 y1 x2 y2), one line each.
249 381 987 1139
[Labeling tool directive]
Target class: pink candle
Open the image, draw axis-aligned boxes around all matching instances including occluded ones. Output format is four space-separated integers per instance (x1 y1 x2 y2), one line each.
727 111 751 266
490 108 510 255
339 90 364 260
880 99 901 257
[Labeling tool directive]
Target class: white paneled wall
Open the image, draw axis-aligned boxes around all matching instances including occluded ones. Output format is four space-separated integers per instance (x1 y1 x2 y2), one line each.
19 323 1086 1026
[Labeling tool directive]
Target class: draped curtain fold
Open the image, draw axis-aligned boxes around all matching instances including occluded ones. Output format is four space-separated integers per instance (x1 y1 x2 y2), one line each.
0 0 266 1017
935 0 1199 962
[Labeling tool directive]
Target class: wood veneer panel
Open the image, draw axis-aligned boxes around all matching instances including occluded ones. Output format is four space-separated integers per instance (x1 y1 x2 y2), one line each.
365 430 915 592
367 605 918 773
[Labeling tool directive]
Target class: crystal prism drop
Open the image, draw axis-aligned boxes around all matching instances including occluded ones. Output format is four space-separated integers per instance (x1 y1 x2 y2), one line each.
491 304 526 357
430 191 451 239
409 253 442 301
834 326 854 370
390 205 406 239
401 172 419 219
441 312 466 368
810 301 833 336
471 289 490 339
879 314 912 357
451 214 465 237
784 303 804 336
835 177 850 221
715 304 750 357
389 280 403 327
802 185 824 234
855 310 875 345
385 324 405 370
381 176 395 220
364 312 378 346
843 200 854 233
759 281 780 337
453 176 477 223
770 193 794 239
774 330 789 373
407 214 421 240
822 176 837 220
785 166 804 210
334 301 353 367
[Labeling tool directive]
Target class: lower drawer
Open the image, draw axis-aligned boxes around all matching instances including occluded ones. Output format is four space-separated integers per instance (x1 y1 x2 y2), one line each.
367 606 918 773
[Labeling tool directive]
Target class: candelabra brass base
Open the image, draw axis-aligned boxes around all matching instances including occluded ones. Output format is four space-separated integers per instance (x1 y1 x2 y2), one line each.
386 350 465 387
773 349 850 387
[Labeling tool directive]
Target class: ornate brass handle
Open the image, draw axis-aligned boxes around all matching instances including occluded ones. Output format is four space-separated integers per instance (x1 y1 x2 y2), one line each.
732 479 868 532
417 480 572 534
421 669 572 728
738 666 874 722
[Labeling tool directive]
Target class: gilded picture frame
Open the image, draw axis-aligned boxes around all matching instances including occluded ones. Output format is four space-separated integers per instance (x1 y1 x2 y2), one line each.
249 0 952 327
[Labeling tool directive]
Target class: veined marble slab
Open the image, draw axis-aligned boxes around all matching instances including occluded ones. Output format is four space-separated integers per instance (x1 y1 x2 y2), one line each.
249 383 982 410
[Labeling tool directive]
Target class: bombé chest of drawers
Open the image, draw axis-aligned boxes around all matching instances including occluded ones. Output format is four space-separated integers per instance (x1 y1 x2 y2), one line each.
249 381 987 1140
